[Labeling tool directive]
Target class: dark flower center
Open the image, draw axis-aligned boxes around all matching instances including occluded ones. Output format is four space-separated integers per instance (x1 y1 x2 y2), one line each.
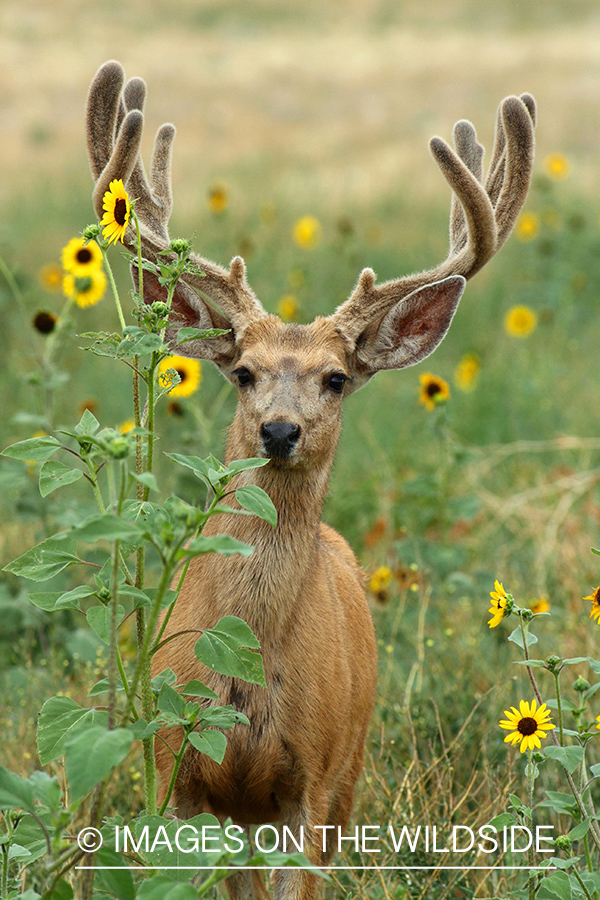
76 247 92 264
114 198 128 227
32 311 57 334
175 368 187 383
517 717 538 736
426 382 441 397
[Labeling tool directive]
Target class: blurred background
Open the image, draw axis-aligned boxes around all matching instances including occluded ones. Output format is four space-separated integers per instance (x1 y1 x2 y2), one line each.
3 3 600 896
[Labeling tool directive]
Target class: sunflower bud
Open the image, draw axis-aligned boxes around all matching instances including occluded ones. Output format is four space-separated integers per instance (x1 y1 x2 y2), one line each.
554 835 571 852
83 224 102 242
103 435 132 460
151 301 169 317
545 655 563 673
572 675 590 693
97 586 111 604
170 238 191 256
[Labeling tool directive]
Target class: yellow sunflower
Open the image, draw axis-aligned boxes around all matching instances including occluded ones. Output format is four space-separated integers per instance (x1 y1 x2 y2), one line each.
62 269 107 308
38 263 64 293
61 237 103 277
418 373 450 411
515 212 540 242
369 566 393 595
454 353 480 392
543 153 570 181
488 580 510 628
583 586 600 624
277 295 299 322
596 715 600 731
100 179 131 245
158 355 202 398
207 181 229 214
293 215 322 250
504 305 538 338
499 699 556 753
530 597 550 615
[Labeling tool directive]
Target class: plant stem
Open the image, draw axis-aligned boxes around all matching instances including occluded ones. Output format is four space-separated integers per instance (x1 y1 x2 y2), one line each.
108 538 121 731
158 733 190 815
526 749 535 900
572 868 594 900
100 246 127 332
553 671 564 745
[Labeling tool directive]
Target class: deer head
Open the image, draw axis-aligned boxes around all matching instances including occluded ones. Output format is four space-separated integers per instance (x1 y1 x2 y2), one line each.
86 61 535 471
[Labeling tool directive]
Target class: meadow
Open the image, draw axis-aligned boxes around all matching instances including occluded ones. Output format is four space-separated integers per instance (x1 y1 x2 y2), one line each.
2 2 600 898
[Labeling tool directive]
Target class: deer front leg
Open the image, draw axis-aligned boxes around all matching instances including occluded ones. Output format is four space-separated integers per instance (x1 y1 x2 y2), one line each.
271 793 331 900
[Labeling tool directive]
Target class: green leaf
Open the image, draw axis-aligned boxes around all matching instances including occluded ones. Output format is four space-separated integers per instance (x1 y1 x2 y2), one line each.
180 680 219 701
74 514 146 544
117 327 165 358
235 485 277 527
28 771 61 810
225 458 270 476
590 763 600 777
164 452 211 480
1 435 62 462
567 819 591 841
38 461 83 497
188 730 228 764
37 696 108 765
80 331 121 359
513 659 546 667
562 657 590 665
543 745 585 774
195 615 264 686
87 604 126 645
0 766 34 810
535 870 574 900
29 585 94 611
177 326 231 343
487 812 517 829
184 534 254 558
157 683 187 720
128 718 162 740
64 725 133 802
133 472 159 493
4 534 81 581
200 706 250 729
95 847 135 900
137 875 200 900
507 625 538 650
88 676 126 697
75 408 101 436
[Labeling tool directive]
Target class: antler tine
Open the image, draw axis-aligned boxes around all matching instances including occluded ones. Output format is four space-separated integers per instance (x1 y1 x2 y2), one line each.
86 61 267 331
449 120 484 254
331 94 535 344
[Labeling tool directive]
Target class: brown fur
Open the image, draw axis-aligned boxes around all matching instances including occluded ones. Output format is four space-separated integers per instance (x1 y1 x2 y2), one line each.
85 62 536 899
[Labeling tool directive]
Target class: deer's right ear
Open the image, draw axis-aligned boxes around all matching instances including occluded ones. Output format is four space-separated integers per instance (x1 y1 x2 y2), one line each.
132 266 237 368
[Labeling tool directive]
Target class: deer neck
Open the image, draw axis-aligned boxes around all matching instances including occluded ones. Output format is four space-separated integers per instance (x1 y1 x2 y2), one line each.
201 433 335 637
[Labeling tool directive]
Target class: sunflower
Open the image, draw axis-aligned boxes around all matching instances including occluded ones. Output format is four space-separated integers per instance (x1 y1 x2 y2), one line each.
369 566 393 595
418 373 450 411
293 215 322 250
207 181 229 214
38 263 63 292
119 419 135 435
32 310 58 335
63 268 107 308
277 295 299 322
596 715 600 731
100 179 131 245
530 597 550 615
488 580 510 628
543 153 570 181
583 586 600 624
515 212 540 242
454 353 480 392
61 237 103 276
499 699 555 753
504 305 538 338
158 355 202 398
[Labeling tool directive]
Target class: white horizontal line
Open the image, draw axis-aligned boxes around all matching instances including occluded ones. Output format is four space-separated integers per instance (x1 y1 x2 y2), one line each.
75 865 555 871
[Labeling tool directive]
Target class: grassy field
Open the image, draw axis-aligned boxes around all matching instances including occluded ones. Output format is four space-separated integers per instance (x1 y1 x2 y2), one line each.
2 3 600 898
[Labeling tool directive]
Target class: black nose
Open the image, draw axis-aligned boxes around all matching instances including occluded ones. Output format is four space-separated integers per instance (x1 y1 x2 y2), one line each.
261 422 301 458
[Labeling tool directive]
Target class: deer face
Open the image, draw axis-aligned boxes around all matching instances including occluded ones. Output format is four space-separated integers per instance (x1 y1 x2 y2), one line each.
228 316 350 468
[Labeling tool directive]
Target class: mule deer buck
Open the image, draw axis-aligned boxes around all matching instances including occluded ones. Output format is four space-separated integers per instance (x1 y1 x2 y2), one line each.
86 61 535 898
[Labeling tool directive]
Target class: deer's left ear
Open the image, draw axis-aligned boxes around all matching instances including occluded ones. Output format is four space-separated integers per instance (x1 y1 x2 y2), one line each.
352 275 466 377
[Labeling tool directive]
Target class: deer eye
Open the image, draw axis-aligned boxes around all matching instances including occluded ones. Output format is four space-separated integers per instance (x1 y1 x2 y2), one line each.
233 366 254 387
326 373 348 394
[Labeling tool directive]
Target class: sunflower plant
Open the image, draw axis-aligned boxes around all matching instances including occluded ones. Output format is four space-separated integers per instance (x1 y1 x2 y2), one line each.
484 580 600 900
0 185 313 899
